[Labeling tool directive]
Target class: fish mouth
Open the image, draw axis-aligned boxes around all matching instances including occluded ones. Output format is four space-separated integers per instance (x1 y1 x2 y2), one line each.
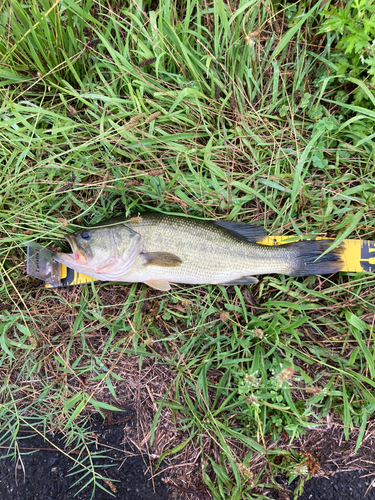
53 235 88 267
66 235 88 265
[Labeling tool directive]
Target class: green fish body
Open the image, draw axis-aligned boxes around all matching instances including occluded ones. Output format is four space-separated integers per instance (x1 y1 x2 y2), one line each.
53 213 344 291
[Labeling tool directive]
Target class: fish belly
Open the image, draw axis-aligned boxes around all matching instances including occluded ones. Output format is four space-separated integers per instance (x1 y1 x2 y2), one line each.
122 241 286 285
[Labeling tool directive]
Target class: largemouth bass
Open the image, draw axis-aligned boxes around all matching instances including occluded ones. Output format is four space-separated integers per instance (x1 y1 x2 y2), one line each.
52 213 344 291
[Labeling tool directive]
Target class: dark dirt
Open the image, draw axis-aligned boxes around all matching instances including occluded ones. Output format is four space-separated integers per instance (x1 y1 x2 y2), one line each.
297 470 375 499
286 417 375 500
0 410 375 500
273 472 375 500
0 412 169 500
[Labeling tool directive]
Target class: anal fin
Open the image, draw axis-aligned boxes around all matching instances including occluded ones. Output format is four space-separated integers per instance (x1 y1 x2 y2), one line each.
219 276 258 286
144 279 171 291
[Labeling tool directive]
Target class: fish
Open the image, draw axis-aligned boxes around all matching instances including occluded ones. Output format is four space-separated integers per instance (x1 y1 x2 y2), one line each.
52 212 344 291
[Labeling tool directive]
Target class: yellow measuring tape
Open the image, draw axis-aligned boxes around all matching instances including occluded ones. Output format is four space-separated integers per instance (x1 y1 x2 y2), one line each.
54 237 374 287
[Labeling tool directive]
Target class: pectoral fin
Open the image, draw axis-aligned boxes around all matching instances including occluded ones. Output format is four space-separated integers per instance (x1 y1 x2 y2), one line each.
144 279 171 291
142 252 182 267
219 276 259 285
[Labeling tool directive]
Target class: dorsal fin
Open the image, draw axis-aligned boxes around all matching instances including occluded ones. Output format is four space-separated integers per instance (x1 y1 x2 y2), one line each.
213 221 266 243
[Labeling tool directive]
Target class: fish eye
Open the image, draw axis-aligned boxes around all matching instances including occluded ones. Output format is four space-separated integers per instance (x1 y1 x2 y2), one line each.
81 231 91 240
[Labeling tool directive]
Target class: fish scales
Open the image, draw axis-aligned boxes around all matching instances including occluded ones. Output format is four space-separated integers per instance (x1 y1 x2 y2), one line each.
124 214 295 284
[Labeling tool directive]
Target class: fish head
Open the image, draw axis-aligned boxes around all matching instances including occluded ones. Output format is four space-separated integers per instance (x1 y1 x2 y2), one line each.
53 224 142 280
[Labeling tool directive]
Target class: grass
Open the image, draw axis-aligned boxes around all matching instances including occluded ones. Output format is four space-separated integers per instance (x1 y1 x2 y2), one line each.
0 0 375 498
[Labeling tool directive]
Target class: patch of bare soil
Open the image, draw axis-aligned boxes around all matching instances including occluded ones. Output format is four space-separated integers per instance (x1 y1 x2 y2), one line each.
296 417 375 475
0 411 169 500
297 470 375 500
273 416 375 499
295 416 375 499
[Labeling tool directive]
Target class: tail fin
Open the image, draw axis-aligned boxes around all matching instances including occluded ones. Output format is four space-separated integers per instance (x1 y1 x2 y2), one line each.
288 239 344 277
